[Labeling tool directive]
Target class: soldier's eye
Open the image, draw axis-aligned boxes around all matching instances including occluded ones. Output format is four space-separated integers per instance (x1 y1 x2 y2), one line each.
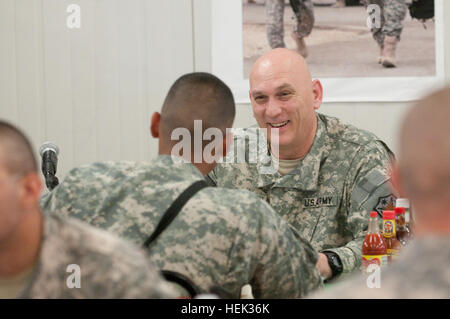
279 91 292 99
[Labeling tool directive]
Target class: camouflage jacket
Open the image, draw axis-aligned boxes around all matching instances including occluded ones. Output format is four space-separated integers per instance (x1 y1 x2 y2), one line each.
41 156 322 298
310 236 450 298
208 113 396 274
19 213 175 298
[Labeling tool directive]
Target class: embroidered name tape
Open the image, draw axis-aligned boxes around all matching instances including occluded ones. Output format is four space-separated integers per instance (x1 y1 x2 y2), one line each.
303 196 337 208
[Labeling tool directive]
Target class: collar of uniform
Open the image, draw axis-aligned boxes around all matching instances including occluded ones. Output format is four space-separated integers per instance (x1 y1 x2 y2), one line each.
156 155 206 183
256 113 325 191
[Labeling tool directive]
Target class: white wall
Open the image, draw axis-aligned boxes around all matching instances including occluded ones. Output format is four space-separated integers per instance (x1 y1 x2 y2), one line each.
0 0 195 177
0 0 449 179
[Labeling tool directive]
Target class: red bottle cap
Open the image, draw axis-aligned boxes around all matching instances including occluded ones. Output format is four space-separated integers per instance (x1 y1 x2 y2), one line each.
394 207 405 215
370 211 378 218
383 211 395 220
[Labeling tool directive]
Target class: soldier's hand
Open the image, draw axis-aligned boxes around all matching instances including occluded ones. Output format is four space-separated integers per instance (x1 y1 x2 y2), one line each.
316 253 332 280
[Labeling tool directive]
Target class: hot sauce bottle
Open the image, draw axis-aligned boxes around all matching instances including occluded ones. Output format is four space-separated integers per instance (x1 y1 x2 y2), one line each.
382 211 402 263
395 207 411 246
362 211 388 272
396 198 413 238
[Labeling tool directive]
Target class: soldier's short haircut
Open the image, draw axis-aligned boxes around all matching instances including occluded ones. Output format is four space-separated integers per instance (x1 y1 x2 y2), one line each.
0 120 37 177
399 86 450 204
160 72 236 140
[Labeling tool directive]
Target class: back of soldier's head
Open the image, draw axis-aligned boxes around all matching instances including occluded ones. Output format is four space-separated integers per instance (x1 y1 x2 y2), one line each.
160 72 236 144
0 120 37 178
398 86 450 210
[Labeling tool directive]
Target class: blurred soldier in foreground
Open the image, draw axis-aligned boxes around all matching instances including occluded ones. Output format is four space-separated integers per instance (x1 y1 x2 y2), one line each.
0 121 175 298
366 0 407 67
208 49 396 281
266 0 314 57
41 73 322 298
311 86 450 298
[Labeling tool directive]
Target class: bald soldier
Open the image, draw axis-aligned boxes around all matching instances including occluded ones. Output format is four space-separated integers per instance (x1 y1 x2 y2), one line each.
208 48 396 281
0 121 175 298
311 86 450 298
41 72 322 298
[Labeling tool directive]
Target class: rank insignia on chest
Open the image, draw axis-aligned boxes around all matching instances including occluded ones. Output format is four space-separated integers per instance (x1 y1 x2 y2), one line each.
303 196 337 208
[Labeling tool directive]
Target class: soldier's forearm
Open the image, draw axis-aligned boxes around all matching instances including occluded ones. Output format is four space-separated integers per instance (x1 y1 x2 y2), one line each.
322 239 363 274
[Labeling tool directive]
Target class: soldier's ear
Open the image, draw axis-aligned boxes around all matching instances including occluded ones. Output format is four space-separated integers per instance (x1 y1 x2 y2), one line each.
312 80 323 110
151 112 161 138
18 172 42 210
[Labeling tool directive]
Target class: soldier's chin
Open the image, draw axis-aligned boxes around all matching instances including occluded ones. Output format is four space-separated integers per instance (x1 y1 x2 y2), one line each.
267 136 291 152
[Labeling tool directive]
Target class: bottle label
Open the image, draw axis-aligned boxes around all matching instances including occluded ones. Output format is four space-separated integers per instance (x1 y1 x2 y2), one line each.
383 220 396 238
362 255 388 270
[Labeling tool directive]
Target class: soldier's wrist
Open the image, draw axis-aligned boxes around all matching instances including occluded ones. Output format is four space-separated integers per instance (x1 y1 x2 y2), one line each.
322 251 343 281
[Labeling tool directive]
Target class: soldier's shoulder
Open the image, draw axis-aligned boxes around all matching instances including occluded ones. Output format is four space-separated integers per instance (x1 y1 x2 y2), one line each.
40 213 175 298
319 113 392 155
320 113 381 147
46 213 148 265
66 160 143 180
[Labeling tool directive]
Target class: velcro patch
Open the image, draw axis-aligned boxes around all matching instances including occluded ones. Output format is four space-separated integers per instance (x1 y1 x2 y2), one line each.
374 194 397 217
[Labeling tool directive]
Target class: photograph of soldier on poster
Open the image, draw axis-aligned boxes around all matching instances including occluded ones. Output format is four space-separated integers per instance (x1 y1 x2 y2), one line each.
242 0 436 78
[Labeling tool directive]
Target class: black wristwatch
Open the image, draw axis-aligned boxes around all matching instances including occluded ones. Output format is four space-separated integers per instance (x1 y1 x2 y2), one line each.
322 251 343 280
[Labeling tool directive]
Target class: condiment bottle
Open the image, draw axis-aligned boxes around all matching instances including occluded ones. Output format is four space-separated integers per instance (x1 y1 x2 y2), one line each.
362 211 388 272
382 210 402 263
394 207 411 246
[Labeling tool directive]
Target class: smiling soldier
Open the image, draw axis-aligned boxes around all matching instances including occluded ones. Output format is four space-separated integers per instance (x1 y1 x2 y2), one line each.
208 48 396 281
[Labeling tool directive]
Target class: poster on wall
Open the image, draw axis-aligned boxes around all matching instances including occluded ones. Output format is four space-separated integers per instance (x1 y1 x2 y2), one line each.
212 0 444 103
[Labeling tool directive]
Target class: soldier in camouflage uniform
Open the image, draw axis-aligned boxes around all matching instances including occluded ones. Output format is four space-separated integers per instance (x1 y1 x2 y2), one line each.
266 0 314 57
310 87 450 298
208 49 396 281
0 121 175 299
41 73 322 298
365 0 407 67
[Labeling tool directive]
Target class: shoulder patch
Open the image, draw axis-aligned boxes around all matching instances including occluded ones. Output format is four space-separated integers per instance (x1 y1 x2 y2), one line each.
352 170 389 204
374 194 397 217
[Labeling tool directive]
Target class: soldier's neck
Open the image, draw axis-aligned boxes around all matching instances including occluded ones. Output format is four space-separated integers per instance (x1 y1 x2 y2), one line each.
159 150 215 176
0 210 43 278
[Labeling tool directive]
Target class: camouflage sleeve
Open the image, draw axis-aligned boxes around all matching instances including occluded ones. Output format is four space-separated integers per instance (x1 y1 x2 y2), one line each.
324 141 395 274
242 199 323 298
27 215 177 299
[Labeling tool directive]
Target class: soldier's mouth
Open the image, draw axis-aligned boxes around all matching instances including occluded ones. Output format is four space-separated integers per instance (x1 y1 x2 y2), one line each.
268 121 289 128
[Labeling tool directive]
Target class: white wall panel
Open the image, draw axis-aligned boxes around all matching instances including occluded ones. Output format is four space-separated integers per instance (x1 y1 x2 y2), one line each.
0 0 19 124
42 0 74 175
14 0 45 153
93 0 121 163
144 0 194 161
70 0 97 166
0 0 195 179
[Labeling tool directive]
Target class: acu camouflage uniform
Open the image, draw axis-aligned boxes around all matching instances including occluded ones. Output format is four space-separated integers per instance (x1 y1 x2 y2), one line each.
19 213 175 298
208 113 396 275
310 236 450 298
266 0 314 48
365 0 407 48
41 155 322 299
